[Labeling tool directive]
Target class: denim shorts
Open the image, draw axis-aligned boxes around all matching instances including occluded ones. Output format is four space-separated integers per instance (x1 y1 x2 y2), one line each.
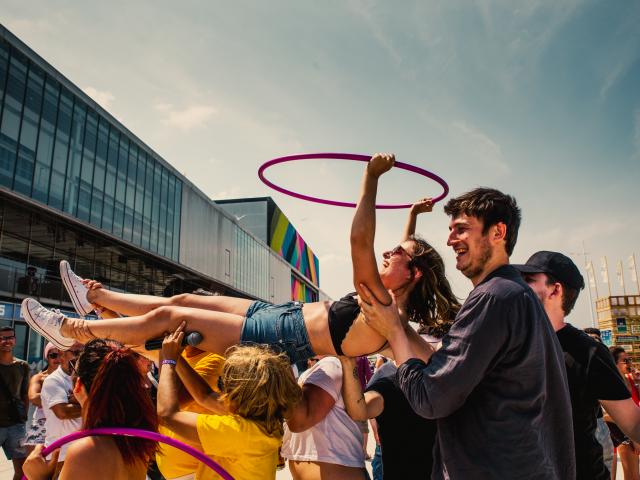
0 423 27 460
240 300 316 364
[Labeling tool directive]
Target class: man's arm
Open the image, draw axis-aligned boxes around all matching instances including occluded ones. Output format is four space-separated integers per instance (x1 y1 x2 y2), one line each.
601 399 640 443
50 402 82 420
365 284 508 419
359 285 434 365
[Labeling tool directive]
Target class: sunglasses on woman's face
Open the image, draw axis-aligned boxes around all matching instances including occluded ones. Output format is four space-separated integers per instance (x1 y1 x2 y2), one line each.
383 245 413 260
47 352 59 359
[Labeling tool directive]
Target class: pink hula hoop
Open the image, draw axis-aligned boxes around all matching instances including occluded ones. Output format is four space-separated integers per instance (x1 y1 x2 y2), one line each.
23 427 234 480
258 153 449 208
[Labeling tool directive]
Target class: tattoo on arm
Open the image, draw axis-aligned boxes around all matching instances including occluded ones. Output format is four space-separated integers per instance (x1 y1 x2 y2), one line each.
352 367 359 380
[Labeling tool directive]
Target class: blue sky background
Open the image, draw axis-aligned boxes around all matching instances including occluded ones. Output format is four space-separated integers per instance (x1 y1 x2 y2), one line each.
2 1 639 327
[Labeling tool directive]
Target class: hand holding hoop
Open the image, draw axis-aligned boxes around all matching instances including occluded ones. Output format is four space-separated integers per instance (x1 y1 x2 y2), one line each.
258 153 449 209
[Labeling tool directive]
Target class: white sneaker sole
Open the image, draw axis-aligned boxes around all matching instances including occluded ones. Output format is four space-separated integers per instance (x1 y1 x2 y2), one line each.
21 299 74 351
60 260 92 317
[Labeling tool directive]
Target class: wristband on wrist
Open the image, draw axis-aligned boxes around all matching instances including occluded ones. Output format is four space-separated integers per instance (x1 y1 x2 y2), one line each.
161 359 177 367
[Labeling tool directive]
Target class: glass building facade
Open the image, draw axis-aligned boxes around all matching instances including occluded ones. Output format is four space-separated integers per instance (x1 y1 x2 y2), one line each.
0 24 327 367
0 35 182 262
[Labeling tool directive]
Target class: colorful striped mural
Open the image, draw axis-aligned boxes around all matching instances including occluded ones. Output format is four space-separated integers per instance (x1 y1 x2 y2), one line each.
270 207 319 287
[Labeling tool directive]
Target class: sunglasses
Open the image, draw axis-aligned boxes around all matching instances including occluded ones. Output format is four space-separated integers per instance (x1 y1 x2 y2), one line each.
0 335 16 341
47 352 59 359
308 358 320 363
383 245 413 261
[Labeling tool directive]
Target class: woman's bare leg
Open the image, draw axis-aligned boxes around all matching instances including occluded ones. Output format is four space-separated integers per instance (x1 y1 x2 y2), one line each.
61 306 245 354
619 444 640 480
87 289 254 318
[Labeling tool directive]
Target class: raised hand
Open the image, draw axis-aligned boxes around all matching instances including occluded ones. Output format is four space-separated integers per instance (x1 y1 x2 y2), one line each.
367 153 395 178
410 197 434 215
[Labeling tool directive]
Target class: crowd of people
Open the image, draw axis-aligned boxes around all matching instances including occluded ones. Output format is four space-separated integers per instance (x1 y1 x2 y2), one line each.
0 153 639 479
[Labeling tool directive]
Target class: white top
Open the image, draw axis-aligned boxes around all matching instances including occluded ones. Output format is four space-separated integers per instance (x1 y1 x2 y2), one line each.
281 357 364 468
41 366 82 460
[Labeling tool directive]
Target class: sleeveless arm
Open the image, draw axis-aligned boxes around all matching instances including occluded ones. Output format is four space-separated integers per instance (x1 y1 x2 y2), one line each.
351 153 394 305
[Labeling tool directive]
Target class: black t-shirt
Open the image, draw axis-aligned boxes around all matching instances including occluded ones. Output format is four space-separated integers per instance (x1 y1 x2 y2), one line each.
556 323 631 480
366 366 436 479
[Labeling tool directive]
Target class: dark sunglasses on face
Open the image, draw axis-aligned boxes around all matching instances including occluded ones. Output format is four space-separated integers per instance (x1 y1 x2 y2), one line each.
47 352 59 359
0 335 16 341
383 245 413 260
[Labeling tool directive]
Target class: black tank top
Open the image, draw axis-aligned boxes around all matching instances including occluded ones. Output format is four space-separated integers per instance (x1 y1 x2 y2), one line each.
328 292 387 356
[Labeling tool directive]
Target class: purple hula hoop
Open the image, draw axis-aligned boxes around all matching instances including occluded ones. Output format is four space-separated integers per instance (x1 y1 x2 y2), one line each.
258 153 449 209
22 427 234 480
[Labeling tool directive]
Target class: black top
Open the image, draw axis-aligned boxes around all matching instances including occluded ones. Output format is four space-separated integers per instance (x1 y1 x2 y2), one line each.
366 364 436 479
328 293 387 356
397 265 575 480
557 323 630 480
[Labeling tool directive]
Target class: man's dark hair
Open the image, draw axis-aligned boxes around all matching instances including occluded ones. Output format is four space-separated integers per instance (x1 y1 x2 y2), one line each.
583 327 601 338
444 187 521 256
610 346 626 363
545 274 580 316
0 326 15 334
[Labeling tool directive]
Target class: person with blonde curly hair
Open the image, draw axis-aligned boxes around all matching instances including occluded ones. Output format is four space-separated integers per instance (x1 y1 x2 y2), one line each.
157 323 302 480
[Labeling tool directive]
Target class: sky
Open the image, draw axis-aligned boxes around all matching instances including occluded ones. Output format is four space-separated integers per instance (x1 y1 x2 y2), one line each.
2 0 639 328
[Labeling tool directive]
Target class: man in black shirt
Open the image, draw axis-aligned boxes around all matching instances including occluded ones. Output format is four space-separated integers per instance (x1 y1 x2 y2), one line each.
361 188 574 479
514 251 640 479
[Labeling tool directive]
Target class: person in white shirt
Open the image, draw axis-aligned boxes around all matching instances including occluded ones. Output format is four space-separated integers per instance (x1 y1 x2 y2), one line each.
40 342 83 470
283 356 367 480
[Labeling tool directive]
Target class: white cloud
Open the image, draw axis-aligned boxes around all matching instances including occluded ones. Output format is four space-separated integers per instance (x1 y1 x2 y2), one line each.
82 86 115 109
154 103 217 131
451 121 509 175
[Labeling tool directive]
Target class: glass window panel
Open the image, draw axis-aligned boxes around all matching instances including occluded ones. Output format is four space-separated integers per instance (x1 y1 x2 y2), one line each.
158 167 168 256
14 66 44 196
0 50 28 187
48 88 73 210
63 102 86 215
132 152 145 246
0 40 9 105
150 161 161 253
172 180 182 260
76 110 97 222
123 144 137 243
91 119 108 228
32 76 60 203
166 175 175 259
142 157 154 250
113 137 128 238
12 323 28 361
101 126 118 232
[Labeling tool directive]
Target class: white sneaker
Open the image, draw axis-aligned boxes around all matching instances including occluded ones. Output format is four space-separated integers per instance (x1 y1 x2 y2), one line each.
21 298 75 351
60 260 94 317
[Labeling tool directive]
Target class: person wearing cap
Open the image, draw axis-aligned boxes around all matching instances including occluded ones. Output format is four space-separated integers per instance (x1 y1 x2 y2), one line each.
514 251 640 480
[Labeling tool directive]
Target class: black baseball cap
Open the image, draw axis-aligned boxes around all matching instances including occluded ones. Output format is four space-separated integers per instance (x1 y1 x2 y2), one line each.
513 251 585 290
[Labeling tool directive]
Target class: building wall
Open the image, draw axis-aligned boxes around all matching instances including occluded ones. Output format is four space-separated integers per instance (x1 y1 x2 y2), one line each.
0 28 182 262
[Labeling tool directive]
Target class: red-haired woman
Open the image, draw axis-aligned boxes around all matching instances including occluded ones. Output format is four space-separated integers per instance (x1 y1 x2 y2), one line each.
22 339 158 480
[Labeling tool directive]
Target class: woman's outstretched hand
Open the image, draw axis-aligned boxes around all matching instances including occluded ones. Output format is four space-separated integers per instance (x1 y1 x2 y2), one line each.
410 197 434 215
367 153 395 178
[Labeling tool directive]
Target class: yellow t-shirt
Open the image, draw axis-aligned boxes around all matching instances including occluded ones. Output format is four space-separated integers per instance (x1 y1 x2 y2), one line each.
156 352 225 479
195 414 281 480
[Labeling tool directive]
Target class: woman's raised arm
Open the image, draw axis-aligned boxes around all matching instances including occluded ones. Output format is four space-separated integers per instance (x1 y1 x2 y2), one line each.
350 153 394 305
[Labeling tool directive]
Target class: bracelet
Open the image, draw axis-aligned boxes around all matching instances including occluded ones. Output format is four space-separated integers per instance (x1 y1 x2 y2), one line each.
161 359 177 367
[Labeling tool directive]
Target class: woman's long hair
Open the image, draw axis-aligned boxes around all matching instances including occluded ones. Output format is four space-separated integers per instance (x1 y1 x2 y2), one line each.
76 339 158 466
406 235 461 327
220 345 302 437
